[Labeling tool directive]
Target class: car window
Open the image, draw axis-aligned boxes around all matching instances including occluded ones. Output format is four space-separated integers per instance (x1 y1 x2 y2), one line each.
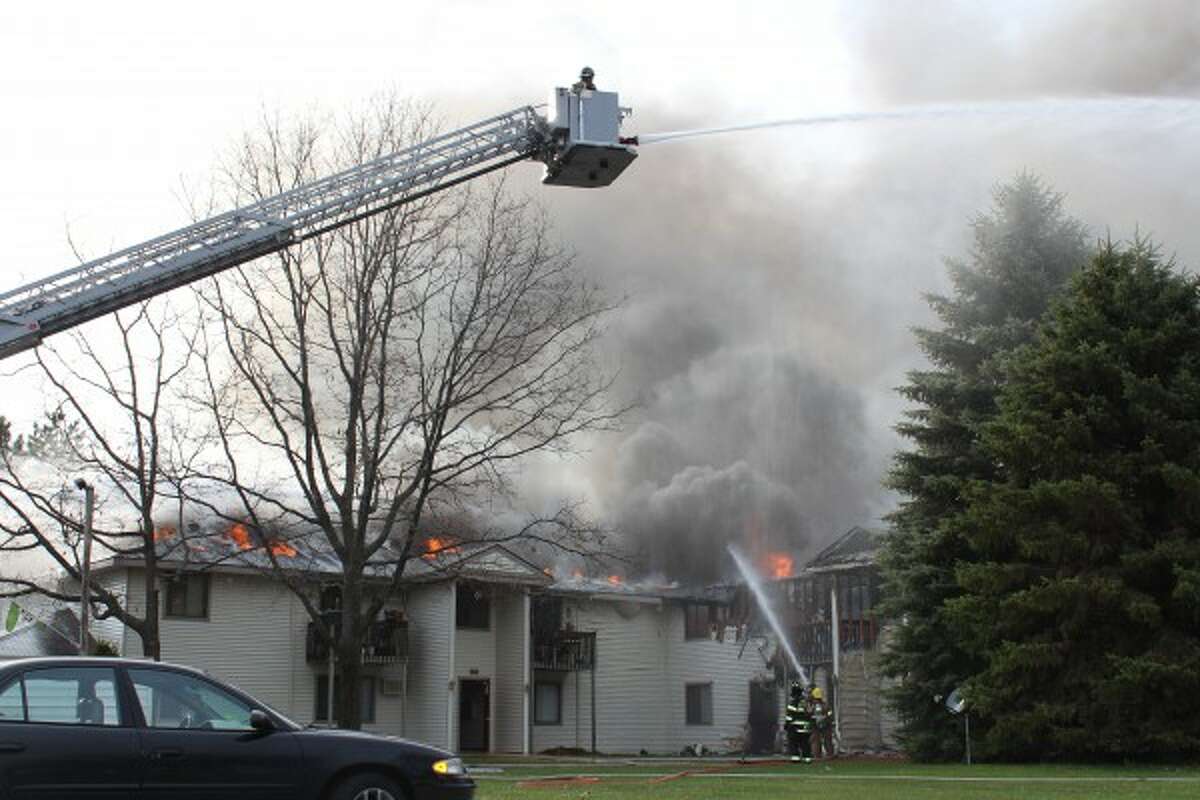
0 679 24 722
129 668 255 731
23 667 121 727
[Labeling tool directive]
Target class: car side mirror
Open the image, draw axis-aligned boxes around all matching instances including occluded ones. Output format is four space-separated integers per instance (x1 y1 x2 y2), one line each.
249 710 275 732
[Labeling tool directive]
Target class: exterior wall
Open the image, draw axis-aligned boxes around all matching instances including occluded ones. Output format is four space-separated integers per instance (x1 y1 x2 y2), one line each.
405 582 453 749
531 596 770 755
121 568 406 736
88 568 130 652
492 588 528 753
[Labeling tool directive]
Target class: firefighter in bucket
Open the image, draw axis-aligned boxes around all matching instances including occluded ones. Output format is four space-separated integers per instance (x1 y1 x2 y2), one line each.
785 681 815 763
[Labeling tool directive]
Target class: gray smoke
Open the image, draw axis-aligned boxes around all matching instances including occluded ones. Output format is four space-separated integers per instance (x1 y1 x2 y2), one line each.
461 4 1200 584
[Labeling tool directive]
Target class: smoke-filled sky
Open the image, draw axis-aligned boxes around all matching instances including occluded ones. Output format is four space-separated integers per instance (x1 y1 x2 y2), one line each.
4 1 1200 582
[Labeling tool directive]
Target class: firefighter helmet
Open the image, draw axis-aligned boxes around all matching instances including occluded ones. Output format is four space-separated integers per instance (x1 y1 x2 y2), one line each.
581 66 595 79
811 687 824 701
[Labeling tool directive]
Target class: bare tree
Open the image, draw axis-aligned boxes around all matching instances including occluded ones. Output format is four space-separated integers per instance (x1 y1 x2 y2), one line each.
0 299 202 660
190 97 623 728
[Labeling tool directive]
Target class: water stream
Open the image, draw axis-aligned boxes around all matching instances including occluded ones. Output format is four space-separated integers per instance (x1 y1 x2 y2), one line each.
728 543 808 685
639 96 1200 145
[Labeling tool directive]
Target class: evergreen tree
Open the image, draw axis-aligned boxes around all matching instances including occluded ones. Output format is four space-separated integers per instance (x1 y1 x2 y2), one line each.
948 242 1200 760
881 175 1090 759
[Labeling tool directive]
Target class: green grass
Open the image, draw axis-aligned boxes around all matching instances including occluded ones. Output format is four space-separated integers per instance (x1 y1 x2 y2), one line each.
468 759 1200 800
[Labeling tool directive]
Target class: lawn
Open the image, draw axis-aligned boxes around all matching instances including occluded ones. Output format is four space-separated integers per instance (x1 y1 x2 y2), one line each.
469 759 1200 800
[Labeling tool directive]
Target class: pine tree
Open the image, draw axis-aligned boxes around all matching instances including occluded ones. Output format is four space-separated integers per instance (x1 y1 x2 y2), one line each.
947 241 1200 760
881 174 1090 759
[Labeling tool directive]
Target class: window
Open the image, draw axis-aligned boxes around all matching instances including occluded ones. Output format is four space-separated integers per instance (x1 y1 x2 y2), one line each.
129 668 254 731
24 667 121 726
456 581 491 630
684 603 728 640
534 680 562 725
314 675 375 724
0 680 24 722
685 683 713 726
165 573 209 618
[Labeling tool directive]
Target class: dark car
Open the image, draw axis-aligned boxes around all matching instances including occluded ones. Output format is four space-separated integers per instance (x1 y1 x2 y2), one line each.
0 657 474 799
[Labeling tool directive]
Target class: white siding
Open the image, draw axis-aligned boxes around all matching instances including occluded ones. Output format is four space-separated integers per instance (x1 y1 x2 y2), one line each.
406 582 452 749
88 568 129 653
531 597 770 755
492 588 527 753
121 569 406 736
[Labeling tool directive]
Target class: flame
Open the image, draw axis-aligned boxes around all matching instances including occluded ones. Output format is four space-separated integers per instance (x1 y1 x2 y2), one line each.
422 536 461 561
227 523 253 551
268 539 297 558
571 569 584 579
607 574 622 586
153 526 176 542
766 552 795 580
542 567 553 576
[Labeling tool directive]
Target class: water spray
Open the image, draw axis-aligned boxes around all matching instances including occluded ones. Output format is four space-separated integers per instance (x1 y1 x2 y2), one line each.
727 543 809 686
637 96 1200 146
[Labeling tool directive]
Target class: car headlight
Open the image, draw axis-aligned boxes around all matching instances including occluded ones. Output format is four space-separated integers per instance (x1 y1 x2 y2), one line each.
432 757 467 777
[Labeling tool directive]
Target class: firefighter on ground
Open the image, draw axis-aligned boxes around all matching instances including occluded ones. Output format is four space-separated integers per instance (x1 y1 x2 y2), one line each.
572 66 597 93
811 686 834 759
785 681 815 763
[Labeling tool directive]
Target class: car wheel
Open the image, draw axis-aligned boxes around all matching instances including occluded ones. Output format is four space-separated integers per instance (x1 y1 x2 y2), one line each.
332 772 407 800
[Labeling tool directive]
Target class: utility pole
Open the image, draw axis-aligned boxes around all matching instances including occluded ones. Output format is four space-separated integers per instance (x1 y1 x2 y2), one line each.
75 478 95 655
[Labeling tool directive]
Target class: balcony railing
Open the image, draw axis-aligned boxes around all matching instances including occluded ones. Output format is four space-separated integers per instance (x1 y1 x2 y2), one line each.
532 631 595 671
306 619 409 665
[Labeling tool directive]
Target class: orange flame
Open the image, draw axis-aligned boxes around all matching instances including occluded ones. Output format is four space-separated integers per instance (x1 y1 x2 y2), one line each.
571 569 584 579
153 526 176 542
422 536 461 561
607 574 623 586
268 539 297 558
227 523 253 550
766 552 795 580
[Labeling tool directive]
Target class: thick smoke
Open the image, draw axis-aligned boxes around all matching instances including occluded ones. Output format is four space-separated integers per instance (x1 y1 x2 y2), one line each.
507 2 1200 585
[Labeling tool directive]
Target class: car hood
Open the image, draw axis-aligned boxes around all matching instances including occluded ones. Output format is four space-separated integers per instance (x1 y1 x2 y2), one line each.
294 727 455 760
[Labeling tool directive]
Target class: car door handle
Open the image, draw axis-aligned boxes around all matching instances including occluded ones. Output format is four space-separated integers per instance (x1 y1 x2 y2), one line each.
0 742 25 753
149 747 184 761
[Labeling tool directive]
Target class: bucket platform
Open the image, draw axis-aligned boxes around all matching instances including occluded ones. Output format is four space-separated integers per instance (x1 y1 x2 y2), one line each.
541 87 637 188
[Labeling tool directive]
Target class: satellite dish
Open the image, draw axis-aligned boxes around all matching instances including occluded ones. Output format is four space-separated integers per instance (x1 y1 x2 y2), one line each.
945 688 967 715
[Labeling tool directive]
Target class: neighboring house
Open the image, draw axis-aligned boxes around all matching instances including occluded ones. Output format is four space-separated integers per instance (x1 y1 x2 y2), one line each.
773 525 898 752
0 608 82 660
76 525 771 755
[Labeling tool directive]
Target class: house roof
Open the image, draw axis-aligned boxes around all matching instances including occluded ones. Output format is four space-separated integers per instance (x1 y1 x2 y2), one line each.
93 523 552 588
805 525 888 571
0 609 82 659
546 575 738 604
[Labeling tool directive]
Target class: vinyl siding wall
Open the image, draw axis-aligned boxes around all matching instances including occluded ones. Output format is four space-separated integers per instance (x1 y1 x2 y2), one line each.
405 582 452 749
531 596 770 755
121 568 406 736
492 588 528 753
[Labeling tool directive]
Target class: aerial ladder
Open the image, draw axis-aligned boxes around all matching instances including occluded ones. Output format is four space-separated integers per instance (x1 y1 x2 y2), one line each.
0 85 637 360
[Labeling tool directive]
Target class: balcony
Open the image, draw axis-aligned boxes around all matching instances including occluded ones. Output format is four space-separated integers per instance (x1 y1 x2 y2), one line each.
306 618 409 665
532 631 595 671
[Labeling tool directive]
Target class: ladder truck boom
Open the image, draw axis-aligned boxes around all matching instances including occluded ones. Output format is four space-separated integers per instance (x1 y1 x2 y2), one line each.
0 86 636 360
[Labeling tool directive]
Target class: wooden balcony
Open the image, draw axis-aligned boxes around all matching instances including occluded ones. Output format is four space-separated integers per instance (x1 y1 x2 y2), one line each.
306 618 409 665
532 631 595 671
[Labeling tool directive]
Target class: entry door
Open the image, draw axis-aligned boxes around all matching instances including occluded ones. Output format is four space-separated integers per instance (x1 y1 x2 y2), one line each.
458 679 490 752
127 667 301 800
748 681 779 754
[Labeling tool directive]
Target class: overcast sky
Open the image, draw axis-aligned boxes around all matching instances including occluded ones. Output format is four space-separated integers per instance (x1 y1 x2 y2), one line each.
4 1 1200 579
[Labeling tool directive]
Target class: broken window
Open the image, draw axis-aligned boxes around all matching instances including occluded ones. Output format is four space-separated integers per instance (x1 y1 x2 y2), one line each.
685 682 713 725
684 603 728 640
456 581 491 630
164 573 208 619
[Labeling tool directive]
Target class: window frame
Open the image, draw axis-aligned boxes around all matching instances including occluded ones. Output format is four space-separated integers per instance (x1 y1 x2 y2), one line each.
455 581 492 631
685 681 714 726
0 675 27 724
17 666 127 728
163 571 210 620
314 674 376 724
533 679 563 726
128 666 259 732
